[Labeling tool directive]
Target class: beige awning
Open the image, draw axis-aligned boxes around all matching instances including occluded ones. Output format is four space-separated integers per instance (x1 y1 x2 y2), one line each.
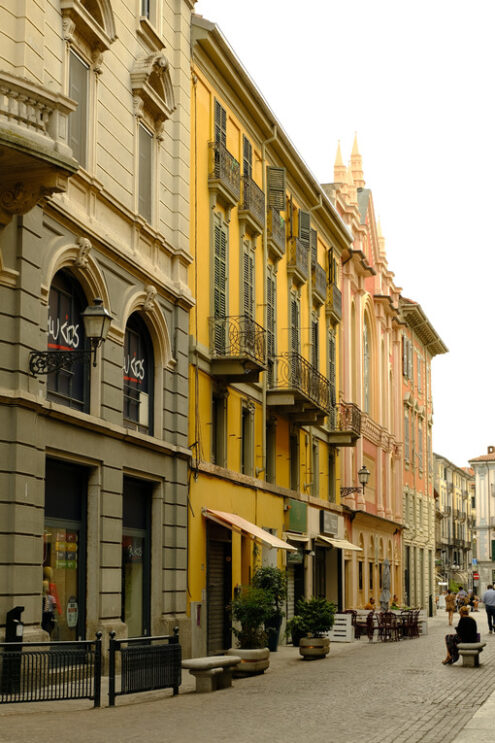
317 534 362 551
283 532 310 543
203 509 297 551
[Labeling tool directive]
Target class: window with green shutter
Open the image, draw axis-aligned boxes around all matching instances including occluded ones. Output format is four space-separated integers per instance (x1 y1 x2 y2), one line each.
266 166 286 211
311 313 319 369
290 293 300 355
328 329 336 427
243 136 252 179
214 99 226 146
310 229 317 267
214 221 228 351
298 210 310 250
242 245 254 320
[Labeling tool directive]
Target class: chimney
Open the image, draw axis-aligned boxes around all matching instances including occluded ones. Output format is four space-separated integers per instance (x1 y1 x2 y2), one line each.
488 446 495 454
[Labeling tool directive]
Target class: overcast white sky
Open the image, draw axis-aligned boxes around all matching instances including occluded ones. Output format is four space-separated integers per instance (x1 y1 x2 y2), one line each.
195 0 495 468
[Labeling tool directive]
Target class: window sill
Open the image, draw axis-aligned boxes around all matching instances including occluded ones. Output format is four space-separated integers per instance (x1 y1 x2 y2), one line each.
137 17 165 51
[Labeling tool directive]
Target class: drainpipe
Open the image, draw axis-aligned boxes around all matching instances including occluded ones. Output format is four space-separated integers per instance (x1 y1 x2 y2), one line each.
259 126 278 480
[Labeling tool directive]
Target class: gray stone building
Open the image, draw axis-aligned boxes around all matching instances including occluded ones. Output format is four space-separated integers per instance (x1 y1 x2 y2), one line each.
0 0 194 652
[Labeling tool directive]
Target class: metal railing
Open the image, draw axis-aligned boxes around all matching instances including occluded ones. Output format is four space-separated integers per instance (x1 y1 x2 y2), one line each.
240 175 265 228
209 314 267 367
326 284 342 321
336 401 362 438
269 352 331 412
109 630 181 706
312 263 327 303
287 237 309 282
0 634 102 706
208 141 240 202
267 208 286 256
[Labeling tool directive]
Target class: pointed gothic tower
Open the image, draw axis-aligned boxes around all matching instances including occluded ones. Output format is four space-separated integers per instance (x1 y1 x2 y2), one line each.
350 133 365 189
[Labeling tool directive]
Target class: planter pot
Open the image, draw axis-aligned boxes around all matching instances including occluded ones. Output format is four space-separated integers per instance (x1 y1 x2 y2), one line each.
299 636 330 660
227 647 270 676
265 614 283 652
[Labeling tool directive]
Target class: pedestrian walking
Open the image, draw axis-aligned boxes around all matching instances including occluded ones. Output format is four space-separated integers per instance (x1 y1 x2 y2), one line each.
456 586 467 611
445 589 456 625
481 584 495 634
442 606 478 665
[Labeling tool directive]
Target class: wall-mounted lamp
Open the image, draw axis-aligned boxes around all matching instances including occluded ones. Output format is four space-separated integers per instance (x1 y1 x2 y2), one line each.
29 298 112 376
340 464 370 498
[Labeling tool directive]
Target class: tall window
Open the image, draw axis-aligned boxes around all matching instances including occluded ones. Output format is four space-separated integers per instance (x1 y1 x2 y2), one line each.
213 219 228 352
138 122 153 223
214 99 226 146
290 432 299 491
241 404 254 476
418 421 423 470
122 477 151 638
328 452 335 502
141 0 151 17
328 329 336 428
47 270 88 411
212 390 227 467
266 419 276 484
311 313 319 370
242 244 254 320
404 409 410 462
68 50 89 168
363 319 370 413
290 293 300 355
242 135 252 178
311 440 319 498
123 313 154 435
266 269 276 385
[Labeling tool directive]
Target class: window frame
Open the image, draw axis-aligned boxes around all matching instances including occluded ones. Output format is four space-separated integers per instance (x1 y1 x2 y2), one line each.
123 312 155 436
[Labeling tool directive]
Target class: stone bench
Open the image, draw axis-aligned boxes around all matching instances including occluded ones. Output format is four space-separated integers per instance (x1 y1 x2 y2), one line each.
457 642 486 667
181 655 241 692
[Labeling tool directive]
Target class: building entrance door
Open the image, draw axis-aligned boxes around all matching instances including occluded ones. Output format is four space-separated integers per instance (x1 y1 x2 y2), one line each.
207 523 232 655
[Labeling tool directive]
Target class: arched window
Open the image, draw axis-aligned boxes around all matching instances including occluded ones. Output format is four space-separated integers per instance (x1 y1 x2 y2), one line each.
123 313 154 434
47 270 88 411
363 317 371 414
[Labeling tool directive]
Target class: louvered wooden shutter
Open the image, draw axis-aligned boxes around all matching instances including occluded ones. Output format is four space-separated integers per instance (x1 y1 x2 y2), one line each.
310 229 317 267
214 100 226 146
243 136 252 179
243 248 254 319
402 336 407 376
328 247 334 284
299 210 310 249
311 317 319 369
290 296 299 354
266 273 275 358
267 166 286 210
408 341 413 380
69 51 88 168
214 225 227 350
328 330 336 407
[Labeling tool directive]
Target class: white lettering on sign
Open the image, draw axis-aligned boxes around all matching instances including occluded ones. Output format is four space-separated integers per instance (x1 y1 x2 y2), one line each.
48 315 80 349
123 354 145 382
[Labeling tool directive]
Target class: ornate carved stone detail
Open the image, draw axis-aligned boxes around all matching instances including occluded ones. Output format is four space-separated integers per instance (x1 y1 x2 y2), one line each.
92 50 105 76
74 236 92 267
143 284 157 312
62 16 76 42
133 95 144 119
0 182 39 217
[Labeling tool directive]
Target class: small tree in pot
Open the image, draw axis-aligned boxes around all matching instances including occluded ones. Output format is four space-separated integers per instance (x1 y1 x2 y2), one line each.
289 597 336 659
252 566 287 651
227 586 272 675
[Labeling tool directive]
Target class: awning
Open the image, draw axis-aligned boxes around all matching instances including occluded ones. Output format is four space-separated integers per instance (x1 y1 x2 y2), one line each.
203 509 297 551
317 534 362 552
283 532 310 543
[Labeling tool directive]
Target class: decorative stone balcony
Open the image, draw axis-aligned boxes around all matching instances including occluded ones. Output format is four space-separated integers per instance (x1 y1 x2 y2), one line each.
267 208 286 261
0 71 78 226
287 237 309 285
267 352 331 424
328 401 362 446
326 284 342 323
209 314 267 383
238 175 265 235
208 140 240 211
312 263 327 306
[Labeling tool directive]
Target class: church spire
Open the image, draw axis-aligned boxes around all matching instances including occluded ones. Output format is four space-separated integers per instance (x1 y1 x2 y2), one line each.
350 132 365 189
334 140 347 182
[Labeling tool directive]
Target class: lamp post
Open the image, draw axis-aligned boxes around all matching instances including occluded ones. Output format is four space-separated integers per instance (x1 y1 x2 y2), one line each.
340 464 371 498
29 297 112 376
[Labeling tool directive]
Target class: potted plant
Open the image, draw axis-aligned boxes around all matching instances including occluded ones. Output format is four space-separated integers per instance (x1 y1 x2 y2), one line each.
227 585 272 675
252 566 287 652
291 597 336 659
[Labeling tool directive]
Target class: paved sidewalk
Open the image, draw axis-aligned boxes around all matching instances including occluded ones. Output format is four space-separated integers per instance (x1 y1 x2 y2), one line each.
1 614 494 743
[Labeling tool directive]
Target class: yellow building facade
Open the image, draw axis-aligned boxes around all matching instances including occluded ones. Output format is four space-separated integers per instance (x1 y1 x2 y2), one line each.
188 16 359 656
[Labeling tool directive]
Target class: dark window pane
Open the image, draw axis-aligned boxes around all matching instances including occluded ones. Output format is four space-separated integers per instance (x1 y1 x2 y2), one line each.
69 51 88 168
123 313 154 434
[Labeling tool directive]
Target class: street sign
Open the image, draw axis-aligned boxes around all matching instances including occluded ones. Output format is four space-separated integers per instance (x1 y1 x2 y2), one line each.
473 572 480 580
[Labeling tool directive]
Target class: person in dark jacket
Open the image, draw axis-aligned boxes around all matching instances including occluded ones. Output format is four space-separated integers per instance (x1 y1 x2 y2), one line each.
442 606 478 664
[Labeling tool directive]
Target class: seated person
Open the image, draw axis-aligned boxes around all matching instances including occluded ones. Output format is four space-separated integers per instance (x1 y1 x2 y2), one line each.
364 597 375 610
390 594 400 609
442 606 478 665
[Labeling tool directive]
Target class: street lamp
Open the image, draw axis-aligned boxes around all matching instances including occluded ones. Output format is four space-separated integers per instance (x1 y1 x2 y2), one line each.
341 464 371 498
29 297 112 376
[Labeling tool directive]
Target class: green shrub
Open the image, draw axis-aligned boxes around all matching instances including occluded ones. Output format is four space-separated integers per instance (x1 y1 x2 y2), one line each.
252 566 287 618
290 597 336 638
230 586 272 649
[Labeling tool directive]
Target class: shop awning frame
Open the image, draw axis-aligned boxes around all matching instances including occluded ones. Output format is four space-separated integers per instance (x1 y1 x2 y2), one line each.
317 534 362 551
202 508 297 551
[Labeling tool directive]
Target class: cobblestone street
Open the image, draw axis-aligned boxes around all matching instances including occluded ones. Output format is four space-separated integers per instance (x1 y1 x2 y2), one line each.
1 615 494 743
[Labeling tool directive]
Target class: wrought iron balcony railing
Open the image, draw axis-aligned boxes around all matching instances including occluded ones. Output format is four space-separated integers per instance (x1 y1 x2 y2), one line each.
267 208 286 260
268 352 330 413
208 141 240 206
239 175 265 231
326 284 342 322
209 314 266 367
336 401 362 439
287 237 309 284
312 263 327 305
